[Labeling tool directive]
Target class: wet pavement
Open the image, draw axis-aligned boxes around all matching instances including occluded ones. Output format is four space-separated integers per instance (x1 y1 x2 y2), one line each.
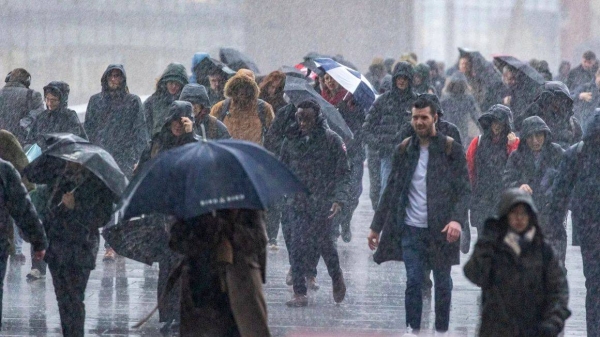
1 168 588 336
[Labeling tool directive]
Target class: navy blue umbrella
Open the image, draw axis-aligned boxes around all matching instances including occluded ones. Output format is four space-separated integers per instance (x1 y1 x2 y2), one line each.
116 139 307 221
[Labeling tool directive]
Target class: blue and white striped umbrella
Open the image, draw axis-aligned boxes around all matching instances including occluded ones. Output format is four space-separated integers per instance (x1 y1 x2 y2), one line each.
314 58 378 111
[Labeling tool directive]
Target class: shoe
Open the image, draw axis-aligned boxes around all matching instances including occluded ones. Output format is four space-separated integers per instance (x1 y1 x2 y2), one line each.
26 269 45 281
11 253 26 264
285 294 308 307
268 243 279 251
306 276 320 291
341 225 352 243
103 247 116 262
332 272 346 303
285 268 293 286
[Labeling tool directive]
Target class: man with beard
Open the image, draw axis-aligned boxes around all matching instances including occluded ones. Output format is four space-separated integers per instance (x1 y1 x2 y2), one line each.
144 63 189 137
281 100 349 307
368 95 470 334
84 64 149 261
207 69 227 105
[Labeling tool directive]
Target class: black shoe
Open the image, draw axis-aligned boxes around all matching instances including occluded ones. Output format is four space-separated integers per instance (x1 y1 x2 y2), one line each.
332 272 346 303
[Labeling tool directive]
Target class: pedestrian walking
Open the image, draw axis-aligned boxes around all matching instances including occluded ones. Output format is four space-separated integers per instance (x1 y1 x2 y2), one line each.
179 84 230 140
566 50 598 91
440 72 481 145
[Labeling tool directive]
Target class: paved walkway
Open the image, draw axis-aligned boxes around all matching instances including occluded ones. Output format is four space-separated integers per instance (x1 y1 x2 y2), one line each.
0 170 588 336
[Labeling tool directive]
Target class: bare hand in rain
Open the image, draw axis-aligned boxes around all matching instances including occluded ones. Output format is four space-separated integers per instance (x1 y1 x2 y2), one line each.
181 117 193 133
442 221 462 243
507 132 517 145
33 250 45 261
367 230 380 250
519 184 533 194
328 202 342 219
503 96 512 106
62 192 75 210
579 92 593 102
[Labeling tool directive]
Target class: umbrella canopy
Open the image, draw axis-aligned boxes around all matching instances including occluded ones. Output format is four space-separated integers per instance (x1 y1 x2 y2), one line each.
192 57 236 87
219 48 260 74
493 55 545 86
102 216 167 266
24 138 128 198
116 139 307 221
314 58 378 111
284 75 353 140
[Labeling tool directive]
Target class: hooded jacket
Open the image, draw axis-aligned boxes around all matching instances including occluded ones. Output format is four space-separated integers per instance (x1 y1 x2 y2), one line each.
440 72 481 141
280 110 350 213
84 64 149 178
26 81 87 148
464 188 570 337
458 50 504 112
503 117 564 235
144 63 189 137
179 84 230 140
0 68 44 144
524 81 582 149
189 52 210 84
362 62 417 156
0 130 34 191
413 63 437 95
209 73 274 145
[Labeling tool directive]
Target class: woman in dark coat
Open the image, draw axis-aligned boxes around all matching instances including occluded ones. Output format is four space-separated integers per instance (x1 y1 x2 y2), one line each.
464 188 571 337
466 105 519 233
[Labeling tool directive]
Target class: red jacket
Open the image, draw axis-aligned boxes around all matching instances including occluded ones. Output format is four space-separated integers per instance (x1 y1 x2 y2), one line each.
321 87 348 106
466 136 520 186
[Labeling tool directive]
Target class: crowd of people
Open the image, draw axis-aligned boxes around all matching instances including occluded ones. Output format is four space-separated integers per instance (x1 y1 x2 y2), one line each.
0 47 599 336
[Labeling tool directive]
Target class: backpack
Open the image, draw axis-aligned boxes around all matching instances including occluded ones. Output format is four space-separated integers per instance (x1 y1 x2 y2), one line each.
398 135 454 156
219 98 268 143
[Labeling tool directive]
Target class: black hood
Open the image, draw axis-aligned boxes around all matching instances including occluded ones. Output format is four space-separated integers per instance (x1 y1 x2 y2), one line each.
156 63 189 96
43 81 70 108
101 64 128 94
497 188 539 220
519 116 551 150
179 83 212 109
391 62 414 88
533 81 574 113
478 104 513 133
584 108 600 141
164 101 195 127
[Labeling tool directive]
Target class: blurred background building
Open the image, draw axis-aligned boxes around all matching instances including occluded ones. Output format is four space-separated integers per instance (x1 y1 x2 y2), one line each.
1 0 599 104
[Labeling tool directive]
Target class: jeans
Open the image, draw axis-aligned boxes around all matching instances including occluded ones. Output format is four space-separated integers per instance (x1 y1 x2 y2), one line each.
379 155 393 200
581 234 600 337
402 225 453 332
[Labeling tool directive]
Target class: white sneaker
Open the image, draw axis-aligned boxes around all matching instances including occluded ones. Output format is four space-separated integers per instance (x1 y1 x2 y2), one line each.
26 269 45 281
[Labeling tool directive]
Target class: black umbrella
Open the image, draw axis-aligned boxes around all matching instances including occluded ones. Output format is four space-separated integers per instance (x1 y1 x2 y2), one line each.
219 48 260 74
284 75 354 141
280 65 306 79
116 139 307 221
192 57 236 87
24 137 128 198
493 55 545 85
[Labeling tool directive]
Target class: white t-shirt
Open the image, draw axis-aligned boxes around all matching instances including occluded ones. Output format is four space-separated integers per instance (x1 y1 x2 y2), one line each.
404 145 429 228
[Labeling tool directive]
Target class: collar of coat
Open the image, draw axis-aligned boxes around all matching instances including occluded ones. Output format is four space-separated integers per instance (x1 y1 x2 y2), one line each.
504 226 536 256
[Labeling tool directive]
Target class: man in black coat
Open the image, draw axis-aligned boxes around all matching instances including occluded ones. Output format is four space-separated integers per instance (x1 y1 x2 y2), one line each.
566 50 598 91
548 109 600 337
280 100 350 307
84 64 149 178
572 67 600 128
367 95 470 333
0 158 47 327
503 116 565 263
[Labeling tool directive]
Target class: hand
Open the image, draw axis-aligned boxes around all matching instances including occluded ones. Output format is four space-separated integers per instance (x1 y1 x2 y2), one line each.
503 96 512 106
61 192 75 210
507 132 517 145
519 184 533 194
181 117 193 133
579 92 593 102
442 221 462 243
367 230 380 251
328 202 342 219
33 250 45 261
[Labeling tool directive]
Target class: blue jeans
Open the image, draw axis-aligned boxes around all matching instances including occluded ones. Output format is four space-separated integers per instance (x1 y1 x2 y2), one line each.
379 155 393 199
402 225 453 332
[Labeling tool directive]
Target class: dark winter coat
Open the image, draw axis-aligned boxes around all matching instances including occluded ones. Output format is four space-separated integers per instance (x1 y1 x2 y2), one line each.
144 63 189 137
42 171 113 269
370 133 470 266
523 81 583 149
413 63 437 95
566 64 596 91
462 54 504 112
179 83 230 140
503 117 564 235
280 112 350 214
337 98 366 158
362 62 417 157
0 158 47 254
84 64 149 178
548 110 600 244
440 74 481 141
572 80 600 128
26 81 87 148
0 80 44 144
264 103 297 156
464 189 571 337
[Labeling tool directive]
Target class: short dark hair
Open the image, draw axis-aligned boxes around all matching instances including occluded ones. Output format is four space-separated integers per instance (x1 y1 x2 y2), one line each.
413 94 438 116
583 50 596 61
296 99 321 115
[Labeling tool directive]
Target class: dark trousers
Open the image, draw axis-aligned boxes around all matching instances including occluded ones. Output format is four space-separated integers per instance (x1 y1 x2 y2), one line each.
367 147 381 210
581 234 600 337
265 200 283 244
30 245 47 273
158 251 182 323
335 150 364 233
401 226 453 332
48 263 91 337
0 252 8 328
289 209 342 295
